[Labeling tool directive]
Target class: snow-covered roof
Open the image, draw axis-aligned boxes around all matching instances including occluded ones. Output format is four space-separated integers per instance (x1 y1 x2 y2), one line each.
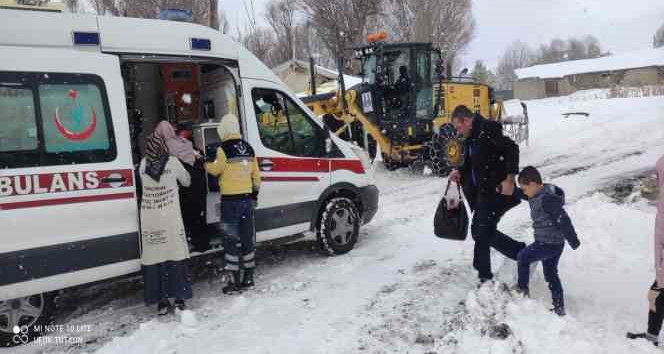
515 47 664 80
272 59 363 91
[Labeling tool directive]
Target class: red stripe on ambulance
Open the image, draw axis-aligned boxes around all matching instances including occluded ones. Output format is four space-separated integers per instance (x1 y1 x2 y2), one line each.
0 169 134 197
257 158 364 174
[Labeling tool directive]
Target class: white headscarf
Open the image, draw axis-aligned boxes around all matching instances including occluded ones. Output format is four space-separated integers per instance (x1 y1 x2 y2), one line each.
153 121 196 166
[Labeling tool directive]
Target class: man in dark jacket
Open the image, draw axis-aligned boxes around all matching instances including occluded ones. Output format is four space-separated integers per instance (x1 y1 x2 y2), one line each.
449 105 526 283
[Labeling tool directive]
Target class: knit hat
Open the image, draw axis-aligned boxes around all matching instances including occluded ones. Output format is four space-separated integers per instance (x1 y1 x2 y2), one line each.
217 114 242 142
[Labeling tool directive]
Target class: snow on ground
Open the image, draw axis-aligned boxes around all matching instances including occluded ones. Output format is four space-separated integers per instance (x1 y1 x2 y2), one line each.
5 90 664 354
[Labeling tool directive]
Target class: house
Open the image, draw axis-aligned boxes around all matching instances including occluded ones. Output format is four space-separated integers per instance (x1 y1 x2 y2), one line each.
514 47 664 100
272 59 362 96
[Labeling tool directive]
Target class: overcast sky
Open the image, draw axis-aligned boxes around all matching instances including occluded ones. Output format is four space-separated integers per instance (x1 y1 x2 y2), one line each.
220 0 664 69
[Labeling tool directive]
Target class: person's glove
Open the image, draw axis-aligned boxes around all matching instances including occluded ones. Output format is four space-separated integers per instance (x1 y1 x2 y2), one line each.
449 169 461 184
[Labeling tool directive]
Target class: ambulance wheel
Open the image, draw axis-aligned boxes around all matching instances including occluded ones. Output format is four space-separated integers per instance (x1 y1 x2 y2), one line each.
317 197 360 256
0 293 56 347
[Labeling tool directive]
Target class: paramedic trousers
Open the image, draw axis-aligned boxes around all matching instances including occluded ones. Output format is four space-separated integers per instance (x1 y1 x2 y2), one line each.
648 282 664 337
471 193 526 281
220 197 256 271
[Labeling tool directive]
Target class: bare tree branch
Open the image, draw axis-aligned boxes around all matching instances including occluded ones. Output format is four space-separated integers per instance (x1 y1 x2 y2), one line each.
655 23 664 48
266 0 298 63
299 0 383 65
496 40 536 90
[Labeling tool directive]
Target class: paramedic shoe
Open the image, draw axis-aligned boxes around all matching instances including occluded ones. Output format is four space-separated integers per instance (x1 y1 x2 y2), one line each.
240 269 255 290
157 299 172 316
174 299 186 311
222 271 242 295
550 305 566 317
510 284 529 298
627 332 659 346
478 276 493 287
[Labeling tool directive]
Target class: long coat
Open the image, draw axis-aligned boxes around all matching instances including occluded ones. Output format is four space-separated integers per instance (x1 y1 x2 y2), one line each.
139 156 191 266
655 155 664 286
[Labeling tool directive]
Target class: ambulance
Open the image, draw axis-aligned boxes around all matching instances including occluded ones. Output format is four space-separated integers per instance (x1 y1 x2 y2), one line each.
0 7 378 344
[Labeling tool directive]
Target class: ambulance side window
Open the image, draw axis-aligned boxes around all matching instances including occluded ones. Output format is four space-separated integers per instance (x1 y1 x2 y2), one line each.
252 88 322 157
38 83 111 154
0 71 116 169
0 86 38 152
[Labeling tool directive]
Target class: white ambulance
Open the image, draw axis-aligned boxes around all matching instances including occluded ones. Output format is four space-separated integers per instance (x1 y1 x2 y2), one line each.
0 9 379 344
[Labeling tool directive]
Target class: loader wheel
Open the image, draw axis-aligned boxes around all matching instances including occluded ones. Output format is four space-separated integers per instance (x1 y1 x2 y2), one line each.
316 197 360 256
382 156 401 171
430 123 464 176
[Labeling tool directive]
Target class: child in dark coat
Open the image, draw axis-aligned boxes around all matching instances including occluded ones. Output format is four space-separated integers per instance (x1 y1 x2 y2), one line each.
513 166 581 316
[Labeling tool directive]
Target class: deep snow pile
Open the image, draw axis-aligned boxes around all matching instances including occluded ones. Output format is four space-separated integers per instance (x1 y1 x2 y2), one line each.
429 194 660 354
6 90 664 354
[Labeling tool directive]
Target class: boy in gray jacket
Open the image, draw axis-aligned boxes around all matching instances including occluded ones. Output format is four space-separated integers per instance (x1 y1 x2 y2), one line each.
514 166 581 316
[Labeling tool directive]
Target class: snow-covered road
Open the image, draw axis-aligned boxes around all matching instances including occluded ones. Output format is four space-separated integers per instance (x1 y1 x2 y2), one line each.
7 91 664 354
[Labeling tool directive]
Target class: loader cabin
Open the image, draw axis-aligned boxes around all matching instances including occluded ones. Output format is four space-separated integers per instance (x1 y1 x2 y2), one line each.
0 5 378 343
353 41 436 145
352 37 497 143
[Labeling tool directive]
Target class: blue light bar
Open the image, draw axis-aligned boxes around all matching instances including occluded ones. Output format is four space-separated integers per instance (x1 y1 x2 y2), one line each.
159 9 193 22
191 38 211 51
73 32 100 46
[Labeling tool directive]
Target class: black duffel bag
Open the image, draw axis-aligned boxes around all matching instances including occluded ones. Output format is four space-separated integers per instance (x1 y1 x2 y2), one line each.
433 180 469 240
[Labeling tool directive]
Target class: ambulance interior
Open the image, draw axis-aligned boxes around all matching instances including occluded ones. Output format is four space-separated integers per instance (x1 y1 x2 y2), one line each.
121 61 239 163
121 60 241 250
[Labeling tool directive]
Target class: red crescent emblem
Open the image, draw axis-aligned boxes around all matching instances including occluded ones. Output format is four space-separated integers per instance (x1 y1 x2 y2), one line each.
53 107 97 141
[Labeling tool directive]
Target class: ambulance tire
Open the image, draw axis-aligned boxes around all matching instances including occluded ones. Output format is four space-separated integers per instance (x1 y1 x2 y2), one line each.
0 292 57 347
317 197 360 256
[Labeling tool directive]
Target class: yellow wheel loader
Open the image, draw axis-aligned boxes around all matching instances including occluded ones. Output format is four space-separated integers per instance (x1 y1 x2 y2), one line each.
301 39 525 176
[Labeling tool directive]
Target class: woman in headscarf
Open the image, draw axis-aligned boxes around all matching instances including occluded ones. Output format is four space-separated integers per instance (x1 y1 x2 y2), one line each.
139 123 193 315
155 121 209 252
628 155 664 346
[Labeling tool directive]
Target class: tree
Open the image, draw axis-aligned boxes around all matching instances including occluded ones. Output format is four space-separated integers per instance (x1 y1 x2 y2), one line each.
236 0 278 67
265 0 298 64
496 40 536 90
208 0 218 29
218 9 230 34
538 38 567 64
64 0 78 12
471 60 495 86
300 0 383 69
585 35 601 57
655 23 664 48
84 0 215 27
536 36 602 64
382 0 475 72
567 37 586 61
242 28 278 67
